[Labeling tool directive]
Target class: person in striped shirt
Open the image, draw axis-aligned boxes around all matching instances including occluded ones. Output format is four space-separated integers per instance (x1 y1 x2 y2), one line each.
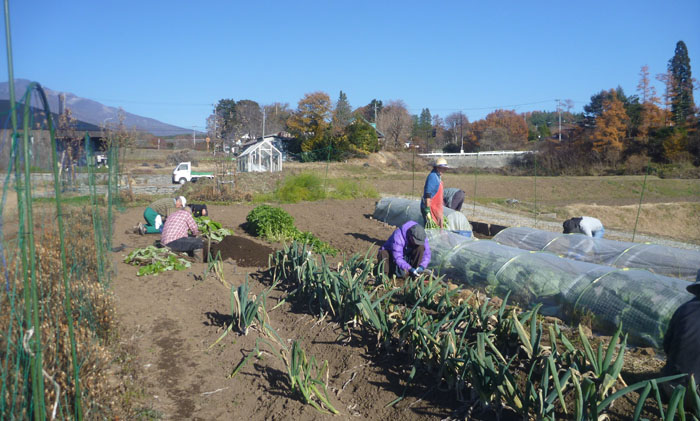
161 207 203 260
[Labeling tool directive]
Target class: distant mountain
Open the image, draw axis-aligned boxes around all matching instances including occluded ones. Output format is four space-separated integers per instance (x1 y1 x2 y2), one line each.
0 79 192 137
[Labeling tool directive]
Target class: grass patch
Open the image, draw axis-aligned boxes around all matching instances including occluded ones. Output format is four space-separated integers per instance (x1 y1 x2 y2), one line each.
255 172 378 204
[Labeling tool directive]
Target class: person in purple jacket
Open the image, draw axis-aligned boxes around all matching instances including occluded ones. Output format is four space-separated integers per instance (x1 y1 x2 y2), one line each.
377 221 431 278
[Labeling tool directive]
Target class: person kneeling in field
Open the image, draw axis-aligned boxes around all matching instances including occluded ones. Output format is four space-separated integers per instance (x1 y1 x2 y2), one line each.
563 216 605 238
161 206 204 262
377 221 431 279
660 271 700 400
136 196 187 235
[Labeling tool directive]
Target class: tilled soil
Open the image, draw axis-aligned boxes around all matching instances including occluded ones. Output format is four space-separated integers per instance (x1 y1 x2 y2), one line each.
111 198 667 420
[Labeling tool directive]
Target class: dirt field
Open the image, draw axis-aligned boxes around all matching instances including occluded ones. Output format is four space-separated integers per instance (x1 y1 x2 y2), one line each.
108 151 698 418
113 199 446 420
112 198 670 420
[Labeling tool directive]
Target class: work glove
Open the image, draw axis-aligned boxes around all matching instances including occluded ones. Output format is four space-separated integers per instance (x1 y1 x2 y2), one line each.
409 268 419 277
416 266 424 274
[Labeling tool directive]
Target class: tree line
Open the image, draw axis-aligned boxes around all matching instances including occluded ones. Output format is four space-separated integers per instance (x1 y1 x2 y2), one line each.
208 40 697 171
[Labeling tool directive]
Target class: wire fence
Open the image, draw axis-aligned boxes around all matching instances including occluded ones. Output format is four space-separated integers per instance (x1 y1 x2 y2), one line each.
1 81 120 420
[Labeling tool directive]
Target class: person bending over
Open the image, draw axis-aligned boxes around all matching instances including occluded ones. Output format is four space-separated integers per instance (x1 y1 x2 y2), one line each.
377 221 431 279
443 187 466 211
138 196 186 235
563 216 604 238
161 206 204 261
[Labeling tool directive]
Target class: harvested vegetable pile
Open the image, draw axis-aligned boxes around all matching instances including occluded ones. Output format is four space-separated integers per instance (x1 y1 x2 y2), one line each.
124 245 192 276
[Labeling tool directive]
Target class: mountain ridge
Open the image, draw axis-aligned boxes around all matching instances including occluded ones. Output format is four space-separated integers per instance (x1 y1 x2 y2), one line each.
0 79 193 137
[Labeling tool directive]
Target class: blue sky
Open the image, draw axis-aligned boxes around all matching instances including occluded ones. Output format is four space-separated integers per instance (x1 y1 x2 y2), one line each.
3 0 699 131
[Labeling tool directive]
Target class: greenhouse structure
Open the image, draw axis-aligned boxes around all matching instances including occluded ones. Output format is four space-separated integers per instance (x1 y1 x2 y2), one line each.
237 138 283 173
373 197 695 348
493 226 700 281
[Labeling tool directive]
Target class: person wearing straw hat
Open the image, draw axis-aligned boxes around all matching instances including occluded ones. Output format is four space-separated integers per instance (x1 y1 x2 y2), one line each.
660 270 700 399
422 157 450 228
377 221 431 279
135 196 187 235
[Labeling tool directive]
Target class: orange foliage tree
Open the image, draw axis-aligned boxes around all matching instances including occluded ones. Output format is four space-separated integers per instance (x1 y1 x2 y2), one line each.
593 90 629 153
286 91 332 152
473 109 528 150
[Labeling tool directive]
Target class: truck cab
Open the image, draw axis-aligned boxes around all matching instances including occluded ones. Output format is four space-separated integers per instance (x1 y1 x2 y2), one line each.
172 161 215 184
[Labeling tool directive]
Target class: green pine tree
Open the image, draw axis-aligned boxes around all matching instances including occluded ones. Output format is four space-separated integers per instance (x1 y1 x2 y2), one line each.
668 40 696 126
332 91 353 129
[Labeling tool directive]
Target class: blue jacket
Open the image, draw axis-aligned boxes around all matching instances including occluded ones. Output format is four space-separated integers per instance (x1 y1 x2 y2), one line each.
379 221 431 271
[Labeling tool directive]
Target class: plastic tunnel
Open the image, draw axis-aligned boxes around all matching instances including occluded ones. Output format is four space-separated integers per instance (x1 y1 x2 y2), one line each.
373 197 473 233
493 226 700 281
425 229 694 348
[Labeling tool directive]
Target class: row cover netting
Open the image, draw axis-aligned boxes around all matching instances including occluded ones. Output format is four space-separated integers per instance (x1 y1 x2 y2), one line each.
372 196 472 232
493 226 700 281
1 83 119 419
425 230 693 348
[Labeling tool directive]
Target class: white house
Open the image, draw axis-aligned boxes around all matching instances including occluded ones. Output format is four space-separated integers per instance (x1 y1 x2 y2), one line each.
237 138 283 173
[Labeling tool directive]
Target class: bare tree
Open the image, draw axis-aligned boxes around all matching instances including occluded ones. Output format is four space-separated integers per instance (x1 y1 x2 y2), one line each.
262 102 292 134
378 100 412 149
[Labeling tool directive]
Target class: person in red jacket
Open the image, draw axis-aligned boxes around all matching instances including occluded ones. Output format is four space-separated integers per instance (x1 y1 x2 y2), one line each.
422 158 449 228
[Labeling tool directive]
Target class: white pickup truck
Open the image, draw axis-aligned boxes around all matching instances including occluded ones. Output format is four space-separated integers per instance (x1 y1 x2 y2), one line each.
172 161 215 184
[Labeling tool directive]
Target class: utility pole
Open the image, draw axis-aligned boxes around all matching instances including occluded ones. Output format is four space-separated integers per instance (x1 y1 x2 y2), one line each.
192 126 196 147
557 99 562 142
262 107 266 139
460 112 464 153
374 101 377 124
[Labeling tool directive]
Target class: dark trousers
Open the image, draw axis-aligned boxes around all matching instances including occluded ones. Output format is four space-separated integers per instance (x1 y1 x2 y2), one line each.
377 245 425 278
448 190 465 211
165 237 204 256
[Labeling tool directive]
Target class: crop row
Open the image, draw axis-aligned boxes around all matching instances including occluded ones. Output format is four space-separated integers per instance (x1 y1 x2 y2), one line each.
259 241 699 420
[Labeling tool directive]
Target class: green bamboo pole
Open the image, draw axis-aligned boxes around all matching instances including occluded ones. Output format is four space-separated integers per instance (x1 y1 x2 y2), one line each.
21 87 46 421
412 146 416 199
86 134 105 284
472 150 479 218
534 144 539 228
27 82 83 420
323 144 331 196
632 163 651 242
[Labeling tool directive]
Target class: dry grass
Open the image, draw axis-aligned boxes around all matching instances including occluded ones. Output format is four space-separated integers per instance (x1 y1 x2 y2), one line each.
0 208 120 419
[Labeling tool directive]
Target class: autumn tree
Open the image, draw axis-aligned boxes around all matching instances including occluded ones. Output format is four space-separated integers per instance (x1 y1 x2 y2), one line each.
356 99 383 123
668 40 696 126
286 91 332 152
262 102 292 134
635 65 665 140
332 91 353 130
477 109 528 150
377 100 412 149
592 90 629 157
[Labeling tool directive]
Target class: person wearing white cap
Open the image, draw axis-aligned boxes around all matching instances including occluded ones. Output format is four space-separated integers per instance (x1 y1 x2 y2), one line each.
421 157 449 228
135 196 186 235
